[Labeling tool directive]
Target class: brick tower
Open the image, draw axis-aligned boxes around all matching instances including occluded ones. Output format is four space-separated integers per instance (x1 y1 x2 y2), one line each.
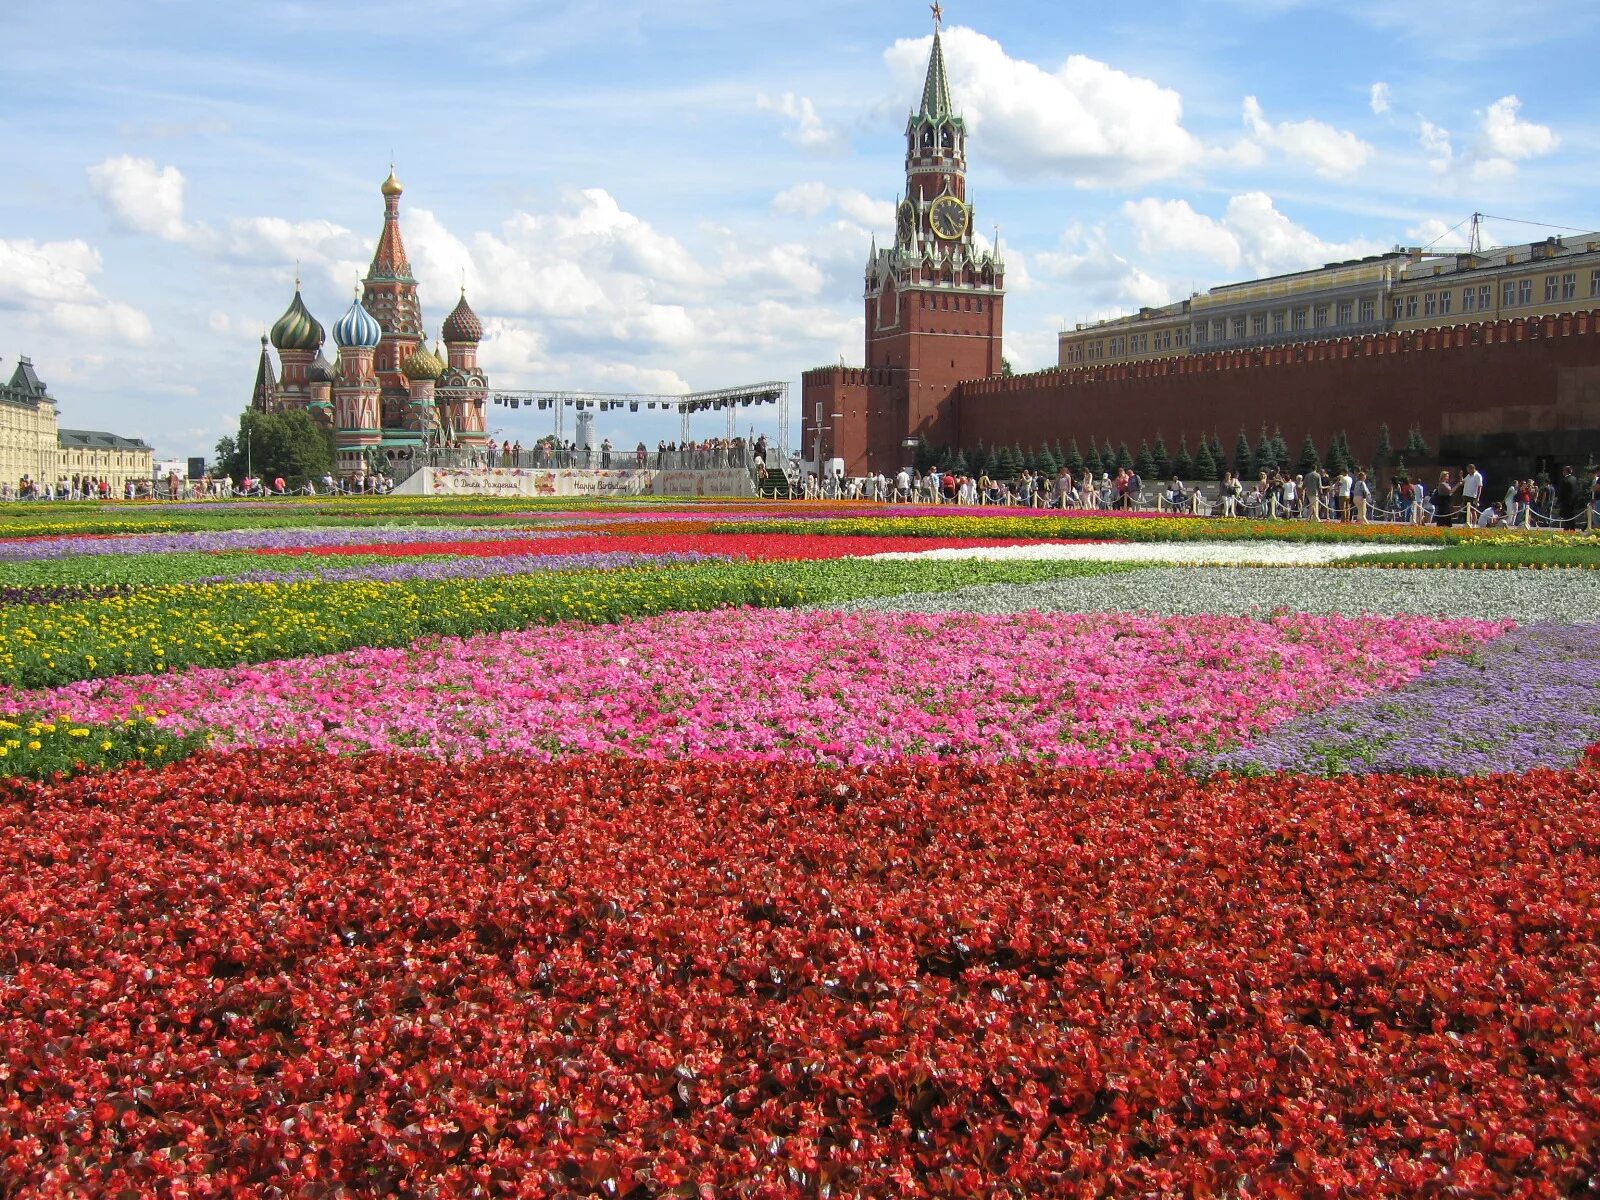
801 9 1005 476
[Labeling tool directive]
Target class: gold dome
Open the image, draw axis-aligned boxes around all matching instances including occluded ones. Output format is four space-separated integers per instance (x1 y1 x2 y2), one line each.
400 344 444 381
381 169 404 198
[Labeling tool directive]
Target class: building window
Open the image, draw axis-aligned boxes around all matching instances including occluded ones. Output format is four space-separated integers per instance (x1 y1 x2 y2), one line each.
1232 317 1247 340
1195 324 1208 346
1404 295 1419 319
1213 319 1226 342
1546 275 1560 303
1439 290 1452 316
1272 312 1286 335
1479 285 1492 311
1463 287 1477 313
1292 308 1307 332
1175 329 1188 348
1563 273 1577 301
1337 301 1353 325
1252 314 1267 338
1424 292 1438 317
1360 299 1375 324
1592 270 1600 297
1519 278 1533 306
1313 304 1329 329
1503 281 1518 308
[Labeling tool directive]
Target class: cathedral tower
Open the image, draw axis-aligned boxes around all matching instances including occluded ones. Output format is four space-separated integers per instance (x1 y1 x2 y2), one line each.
362 170 426 428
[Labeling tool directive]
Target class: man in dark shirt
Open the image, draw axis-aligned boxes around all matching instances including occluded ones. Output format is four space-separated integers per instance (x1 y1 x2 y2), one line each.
1558 466 1583 529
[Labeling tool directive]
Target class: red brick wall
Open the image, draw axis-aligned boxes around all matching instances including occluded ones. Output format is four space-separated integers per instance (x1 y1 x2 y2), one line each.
959 312 1600 471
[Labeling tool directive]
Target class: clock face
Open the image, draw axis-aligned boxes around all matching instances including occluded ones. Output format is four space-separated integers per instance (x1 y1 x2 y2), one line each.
896 200 915 247
930 195 968 241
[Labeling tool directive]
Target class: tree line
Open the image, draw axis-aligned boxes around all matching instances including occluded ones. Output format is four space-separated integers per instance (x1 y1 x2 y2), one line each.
915 423 1433 483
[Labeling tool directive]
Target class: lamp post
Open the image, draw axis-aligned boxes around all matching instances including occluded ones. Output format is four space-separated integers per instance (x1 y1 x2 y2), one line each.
244 430 252 482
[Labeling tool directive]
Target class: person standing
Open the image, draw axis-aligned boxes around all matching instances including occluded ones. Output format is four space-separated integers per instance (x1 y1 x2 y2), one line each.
1351 470 1372 523
1335 468 1354 522
1462 463 1484 519
1558 465 1583 529
1304 465 1323 521
1434 471 1457 527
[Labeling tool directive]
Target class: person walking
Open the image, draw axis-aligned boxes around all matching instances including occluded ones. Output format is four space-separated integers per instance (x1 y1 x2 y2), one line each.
1558 465 1583 529
1462 463 1484 518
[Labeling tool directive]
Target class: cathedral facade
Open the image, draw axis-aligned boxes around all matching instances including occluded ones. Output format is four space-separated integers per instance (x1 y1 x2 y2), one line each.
801 20 1006 476
252 172 490 476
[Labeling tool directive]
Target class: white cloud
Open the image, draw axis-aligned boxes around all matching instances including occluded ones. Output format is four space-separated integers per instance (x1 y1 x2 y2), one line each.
1480 95 1558 160
1242 97 1374 180
1122 193 1385 279
1369 82 1392 115
0 236 153 344
1035 224 1173 317
886 28 1204 187
773 184 894 232
756 92 839 150
1419 118 1453 165
87 156 197 242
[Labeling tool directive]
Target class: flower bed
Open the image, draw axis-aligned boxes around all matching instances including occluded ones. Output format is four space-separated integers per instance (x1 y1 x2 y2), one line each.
254 534 1096 562
0 525 575 561
0 749 1594 1195
23 611 1506 768
1212 621 1600 776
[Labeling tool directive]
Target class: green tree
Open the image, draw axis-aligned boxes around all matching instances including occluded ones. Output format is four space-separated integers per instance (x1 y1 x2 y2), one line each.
1233 429 1254 477
1065 439 1085 476
1115 442 1135 472
913 437 937 474
1001 357 1015 377
950 449 970 476
1103 440 1118 473
1254 426 1276 474
995 443 1019 478
1152 433 1171 479
1083 440 1103 477
1272 427 1290 468
1173 435 1195 480
1135 439 1160 479
1054 439 1067 470
1013 442 1028 473
1374 423 1393 469
1297 434 1322 476
1209 432 1226 470
1192 439 1219 482
1405 423 1430 459
1035 443 1059 476
936 444 954 471
216 408 335 485
1391 454 1408 484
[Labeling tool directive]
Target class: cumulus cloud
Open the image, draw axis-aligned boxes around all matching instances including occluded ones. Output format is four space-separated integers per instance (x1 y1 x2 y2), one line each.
1122 194 1386 279
87 156 198 242
885 27 1204 187
756 92 839 150
1242 97 1374 180
773 184 895 232
0 237 154 344
1480 95 1558 160
1035 224 1173 317
1369 82 1392 115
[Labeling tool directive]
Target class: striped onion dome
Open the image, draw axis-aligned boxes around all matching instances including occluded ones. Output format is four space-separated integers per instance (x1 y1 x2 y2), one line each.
332 295 383 349
442 290 483 344
400 344 445 381
269 287 324 352
306 352 336 384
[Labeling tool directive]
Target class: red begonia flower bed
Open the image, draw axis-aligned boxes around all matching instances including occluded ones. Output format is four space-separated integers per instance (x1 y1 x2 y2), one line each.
1 749 1596 1196
250 534 1097 561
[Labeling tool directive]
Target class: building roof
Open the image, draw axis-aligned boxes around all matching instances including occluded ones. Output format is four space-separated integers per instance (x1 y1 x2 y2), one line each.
920 31 953 121
58 429 153 452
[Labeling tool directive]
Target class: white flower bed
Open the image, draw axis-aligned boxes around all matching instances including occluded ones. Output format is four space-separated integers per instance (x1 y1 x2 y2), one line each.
866 541 1436 566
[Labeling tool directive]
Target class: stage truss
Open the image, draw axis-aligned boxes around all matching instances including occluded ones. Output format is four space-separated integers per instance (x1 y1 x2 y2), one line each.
490 382 789 460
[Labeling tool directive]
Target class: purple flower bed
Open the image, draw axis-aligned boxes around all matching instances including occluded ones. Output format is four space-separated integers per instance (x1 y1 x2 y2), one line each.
0 526 575 561
1211 621 1600 776
193 550 720 585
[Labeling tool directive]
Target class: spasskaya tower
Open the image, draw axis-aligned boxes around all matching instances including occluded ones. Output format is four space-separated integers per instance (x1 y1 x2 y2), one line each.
802 5 1005 476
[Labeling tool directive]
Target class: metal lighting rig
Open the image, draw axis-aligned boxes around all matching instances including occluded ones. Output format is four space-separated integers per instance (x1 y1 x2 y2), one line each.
489 382 789 457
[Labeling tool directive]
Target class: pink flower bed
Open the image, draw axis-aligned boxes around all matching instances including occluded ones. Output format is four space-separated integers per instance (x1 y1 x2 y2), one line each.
27 611 1507 769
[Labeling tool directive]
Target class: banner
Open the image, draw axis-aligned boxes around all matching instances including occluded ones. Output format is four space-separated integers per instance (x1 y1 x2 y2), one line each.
396 468 755 499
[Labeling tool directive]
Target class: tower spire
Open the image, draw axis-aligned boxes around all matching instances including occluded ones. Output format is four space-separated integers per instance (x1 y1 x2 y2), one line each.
921 13 953 120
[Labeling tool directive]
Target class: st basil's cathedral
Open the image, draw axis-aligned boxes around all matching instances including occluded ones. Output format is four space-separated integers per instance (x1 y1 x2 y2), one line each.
250 171 490 475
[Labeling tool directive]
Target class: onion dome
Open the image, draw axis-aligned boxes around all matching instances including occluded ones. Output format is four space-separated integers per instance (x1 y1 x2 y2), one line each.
381 169 404 198
307 352 336 384
332 294 383 350
269 287 324 352
401 344 445 381
442 290 483 344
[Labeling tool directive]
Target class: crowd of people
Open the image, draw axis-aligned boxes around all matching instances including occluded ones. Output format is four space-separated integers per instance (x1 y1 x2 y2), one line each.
474 437 756 472
798 461 1600 528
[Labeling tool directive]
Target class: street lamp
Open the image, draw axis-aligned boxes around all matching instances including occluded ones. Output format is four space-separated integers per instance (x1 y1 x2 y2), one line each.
244 430 252 481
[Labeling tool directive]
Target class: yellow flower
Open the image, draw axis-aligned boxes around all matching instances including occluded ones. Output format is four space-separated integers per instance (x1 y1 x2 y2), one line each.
99 741 114 751
26 741 40 751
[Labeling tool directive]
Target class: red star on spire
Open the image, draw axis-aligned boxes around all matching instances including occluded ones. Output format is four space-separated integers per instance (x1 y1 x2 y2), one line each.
931 3 944 29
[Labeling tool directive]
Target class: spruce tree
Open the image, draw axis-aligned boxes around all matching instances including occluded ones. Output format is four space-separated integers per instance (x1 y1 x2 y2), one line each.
1036 443 1059 476
1374 423 1393 469
1116 442 1135 473
1103 439 1119 472
1135 439 1160 479
936 445 954 472
913 437 935 474
1173 435 1195 480
1013 442 1028 473
951 449 970 476
1065 438 1085 477
1297 434 1322 476
1255 426 1276 474
1210 432 1226 470
1234 429 1254 477
1272 427 1290 468
1083 440 1103 477
995 443 1019 478
1192 439 1219 481
1405 423 1430 459
1054 439 1067 469
1152 433 1171 479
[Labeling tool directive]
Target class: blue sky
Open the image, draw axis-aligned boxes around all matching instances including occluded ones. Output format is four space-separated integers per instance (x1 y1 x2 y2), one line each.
3 0 1594 459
